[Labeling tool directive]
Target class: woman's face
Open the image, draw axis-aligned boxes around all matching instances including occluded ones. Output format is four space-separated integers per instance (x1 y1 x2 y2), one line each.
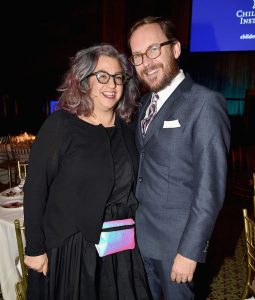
88 55 124 114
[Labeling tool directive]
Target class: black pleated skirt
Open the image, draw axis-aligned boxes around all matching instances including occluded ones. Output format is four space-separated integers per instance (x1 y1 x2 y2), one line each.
27 232 152 300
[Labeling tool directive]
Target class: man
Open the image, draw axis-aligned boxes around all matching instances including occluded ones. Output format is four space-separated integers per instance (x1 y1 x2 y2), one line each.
128 16 230 299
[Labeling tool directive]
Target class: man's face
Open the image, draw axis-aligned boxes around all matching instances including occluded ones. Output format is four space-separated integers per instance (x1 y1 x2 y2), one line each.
129 23 181 92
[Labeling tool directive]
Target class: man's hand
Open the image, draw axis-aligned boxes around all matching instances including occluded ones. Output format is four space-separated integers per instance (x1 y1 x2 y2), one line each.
24 253 48 276
170 253 197 283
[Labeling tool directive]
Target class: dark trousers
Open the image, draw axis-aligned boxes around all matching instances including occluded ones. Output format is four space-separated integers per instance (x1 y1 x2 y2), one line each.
142 256 194 300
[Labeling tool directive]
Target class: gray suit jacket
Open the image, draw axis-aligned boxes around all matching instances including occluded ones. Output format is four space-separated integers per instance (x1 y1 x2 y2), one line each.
135 74 230 263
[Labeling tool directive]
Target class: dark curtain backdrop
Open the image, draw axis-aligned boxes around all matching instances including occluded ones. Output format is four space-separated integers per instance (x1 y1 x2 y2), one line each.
0 0 254 139
101 0 254 100
181 51 255 100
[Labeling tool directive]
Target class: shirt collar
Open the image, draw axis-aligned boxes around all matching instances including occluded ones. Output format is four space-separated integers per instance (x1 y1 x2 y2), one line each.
157 69 185 111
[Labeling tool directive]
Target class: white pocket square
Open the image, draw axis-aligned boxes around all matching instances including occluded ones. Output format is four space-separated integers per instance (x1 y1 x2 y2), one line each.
163 119 181 128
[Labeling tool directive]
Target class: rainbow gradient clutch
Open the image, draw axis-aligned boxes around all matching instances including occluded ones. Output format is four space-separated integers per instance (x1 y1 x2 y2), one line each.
95 218 135 257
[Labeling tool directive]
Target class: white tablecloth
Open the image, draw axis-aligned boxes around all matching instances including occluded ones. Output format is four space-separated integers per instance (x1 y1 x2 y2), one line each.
0 194 23 300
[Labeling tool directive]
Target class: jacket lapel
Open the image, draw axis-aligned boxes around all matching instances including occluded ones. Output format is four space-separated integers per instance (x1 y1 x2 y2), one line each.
142 74 194 147
142 89 183 145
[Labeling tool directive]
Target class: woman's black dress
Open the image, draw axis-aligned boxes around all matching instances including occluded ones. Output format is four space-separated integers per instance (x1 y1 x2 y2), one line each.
27 126 151 300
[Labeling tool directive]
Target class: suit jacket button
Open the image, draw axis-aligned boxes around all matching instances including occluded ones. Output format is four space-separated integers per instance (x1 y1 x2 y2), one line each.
138 177 143 182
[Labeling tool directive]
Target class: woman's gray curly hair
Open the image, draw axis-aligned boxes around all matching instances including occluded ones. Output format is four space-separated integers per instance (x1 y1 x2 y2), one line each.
56 44 140 123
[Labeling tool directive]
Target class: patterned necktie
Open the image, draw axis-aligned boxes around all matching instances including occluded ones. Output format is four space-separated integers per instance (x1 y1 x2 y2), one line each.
141 93 159 138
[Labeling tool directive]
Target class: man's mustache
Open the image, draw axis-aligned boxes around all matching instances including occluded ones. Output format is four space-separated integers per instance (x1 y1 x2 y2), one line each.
142 63 163 76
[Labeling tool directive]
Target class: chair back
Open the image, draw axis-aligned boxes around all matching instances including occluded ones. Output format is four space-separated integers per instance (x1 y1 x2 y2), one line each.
242 208 255 299
0 142 15 188
17 161 28 183
253 173 255 218
14 219 27 300
9 143 31 185
10 143 31 164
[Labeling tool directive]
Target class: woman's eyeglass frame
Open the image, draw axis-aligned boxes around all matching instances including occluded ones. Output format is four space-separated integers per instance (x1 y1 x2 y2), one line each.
129 40 177 66
87 71 128 86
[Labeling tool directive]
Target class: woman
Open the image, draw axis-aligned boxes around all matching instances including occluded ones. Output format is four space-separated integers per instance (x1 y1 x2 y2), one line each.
24 44 151 300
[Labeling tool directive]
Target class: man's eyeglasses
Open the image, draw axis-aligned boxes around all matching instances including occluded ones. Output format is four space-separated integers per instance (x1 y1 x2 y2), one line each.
129 40 176 66
88 71 128 85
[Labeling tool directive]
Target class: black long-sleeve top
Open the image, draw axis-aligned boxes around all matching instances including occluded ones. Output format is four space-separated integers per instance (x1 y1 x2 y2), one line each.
23 109 138 256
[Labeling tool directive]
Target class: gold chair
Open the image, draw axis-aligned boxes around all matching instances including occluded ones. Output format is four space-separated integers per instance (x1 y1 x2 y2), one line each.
17 160 28 183
10 143 31 164
242 208 255 299
242 173 255 264
14 219 27 300
9 133 34 164
9 143 30 185
253 173 255 218
0 143 16 188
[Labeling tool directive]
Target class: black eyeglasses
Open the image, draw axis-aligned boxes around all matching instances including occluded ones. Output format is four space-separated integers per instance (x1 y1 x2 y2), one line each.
88 71 128 85
129 40 176 66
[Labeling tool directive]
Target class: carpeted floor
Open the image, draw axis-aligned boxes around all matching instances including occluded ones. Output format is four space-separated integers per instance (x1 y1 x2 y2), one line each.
206 232 247 299
196 197 248 299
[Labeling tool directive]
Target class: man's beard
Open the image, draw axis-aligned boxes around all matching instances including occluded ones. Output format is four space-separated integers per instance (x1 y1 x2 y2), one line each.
138 57 180 92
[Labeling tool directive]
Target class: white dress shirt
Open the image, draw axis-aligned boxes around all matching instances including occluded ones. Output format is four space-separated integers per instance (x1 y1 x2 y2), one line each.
156 69 185 112
143 69 185 123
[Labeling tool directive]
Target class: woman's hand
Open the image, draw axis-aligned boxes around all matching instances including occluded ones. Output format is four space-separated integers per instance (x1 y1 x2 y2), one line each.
24 253 48 276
